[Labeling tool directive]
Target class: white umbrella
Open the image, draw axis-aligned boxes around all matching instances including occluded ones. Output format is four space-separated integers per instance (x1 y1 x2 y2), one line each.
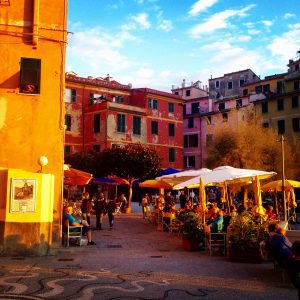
172 166 276 190
156 168 212 185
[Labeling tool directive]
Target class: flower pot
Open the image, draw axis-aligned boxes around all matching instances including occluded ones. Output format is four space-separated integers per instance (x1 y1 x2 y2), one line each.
182 238 199 251
228 246 261 263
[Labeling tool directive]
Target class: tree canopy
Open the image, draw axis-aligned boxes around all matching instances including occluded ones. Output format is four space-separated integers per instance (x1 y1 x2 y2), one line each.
206 117 300 180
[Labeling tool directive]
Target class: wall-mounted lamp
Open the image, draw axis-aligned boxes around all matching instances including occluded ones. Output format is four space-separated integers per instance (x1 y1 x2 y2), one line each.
38 156 48 173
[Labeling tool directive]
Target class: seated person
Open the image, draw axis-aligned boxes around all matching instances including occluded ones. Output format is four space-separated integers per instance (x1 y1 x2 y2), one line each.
206 203 219 223
184 199 193 212
64 206 96 246
211 210 224 233
266 205 277 220
266 223 300 289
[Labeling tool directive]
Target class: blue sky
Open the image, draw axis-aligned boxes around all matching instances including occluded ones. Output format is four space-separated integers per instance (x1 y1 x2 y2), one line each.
67 0 300 92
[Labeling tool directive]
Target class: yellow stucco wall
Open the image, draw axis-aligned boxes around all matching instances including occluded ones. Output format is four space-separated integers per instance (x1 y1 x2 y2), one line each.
0 0 68 254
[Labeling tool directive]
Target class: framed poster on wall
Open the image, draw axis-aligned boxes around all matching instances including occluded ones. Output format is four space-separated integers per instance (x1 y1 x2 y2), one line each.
10 179 36 213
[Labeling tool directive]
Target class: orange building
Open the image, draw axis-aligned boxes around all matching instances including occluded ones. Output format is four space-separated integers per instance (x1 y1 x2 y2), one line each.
65 74 184 170
0 1 68 255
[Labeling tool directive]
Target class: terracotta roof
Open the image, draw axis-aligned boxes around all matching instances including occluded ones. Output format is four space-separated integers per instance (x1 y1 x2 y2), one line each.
66 74 131 90
132 88 183 100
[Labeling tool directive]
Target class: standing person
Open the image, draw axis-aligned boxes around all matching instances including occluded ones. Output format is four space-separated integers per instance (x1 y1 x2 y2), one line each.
94 192 107 230
81 192 93 226
141 194 149 219
107 196 117 229
179 190 188 209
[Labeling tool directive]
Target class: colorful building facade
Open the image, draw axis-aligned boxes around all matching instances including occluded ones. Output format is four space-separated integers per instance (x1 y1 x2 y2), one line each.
0 0 68 255
65 75 184 170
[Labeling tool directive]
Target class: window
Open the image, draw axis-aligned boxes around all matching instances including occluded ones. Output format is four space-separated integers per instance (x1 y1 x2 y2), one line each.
263 84 270 92
168 123 175 137
184 134 198 147
19 58 41 94
188 117 194 128
169 148 175 163
183 104 186 115
227 81 233 89
93 145 100 152
115 95 124 103
89 93 94 104
218 102 225 110
148 98 158 109
261 102 268 114
64 145 71 154
215 81 220 88
186 90 191 97
292 118 300 132
71 89 77 103
278 120 285 134
239 79 245 87
94 114 100 133
255 85 262 93
222 113 228 122
292 96 299 108
117 114 125 132
133 116 141 135
184 156 195 168
262 122 269 128
168 102 174 113
236 99 242 108
294 81 300 91
243 89 248 96
151 121 158 135
277 99 284 111
277 81 284 94
206 134 213 146
65 114 71 131
191 103 199 114
206 116 212 125
174 91 179 95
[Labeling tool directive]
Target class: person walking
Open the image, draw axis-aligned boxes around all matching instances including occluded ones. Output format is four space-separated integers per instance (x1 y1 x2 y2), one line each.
107 196 117 229
81 192 93 226
94 192 107 230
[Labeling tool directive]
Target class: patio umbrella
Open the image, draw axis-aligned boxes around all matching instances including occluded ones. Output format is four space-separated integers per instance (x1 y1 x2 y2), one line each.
63 165 92 186
261 179 300 192
252 175 266 216
139 179 174 190
172 166 276 190
199 177 207 220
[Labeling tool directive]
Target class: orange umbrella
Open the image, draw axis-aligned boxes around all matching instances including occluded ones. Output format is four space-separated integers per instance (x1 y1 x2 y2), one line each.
139 179 173 189
199 177 207 221
63 165 92 186
252 176 266 216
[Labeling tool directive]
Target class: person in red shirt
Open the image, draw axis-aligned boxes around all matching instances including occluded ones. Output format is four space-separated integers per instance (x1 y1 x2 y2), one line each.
266 205 277 220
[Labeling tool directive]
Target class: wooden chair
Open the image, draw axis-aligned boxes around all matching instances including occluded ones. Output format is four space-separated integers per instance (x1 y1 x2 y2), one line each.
162 212 176 232
205 225 226 256
63 220 83 247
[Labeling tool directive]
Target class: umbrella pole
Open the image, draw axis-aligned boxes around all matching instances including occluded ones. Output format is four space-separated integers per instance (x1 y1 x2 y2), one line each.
280 135 287 221
274 192 278 216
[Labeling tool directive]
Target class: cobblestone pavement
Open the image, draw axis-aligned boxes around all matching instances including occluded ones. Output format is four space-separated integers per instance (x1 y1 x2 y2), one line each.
0 209 297 299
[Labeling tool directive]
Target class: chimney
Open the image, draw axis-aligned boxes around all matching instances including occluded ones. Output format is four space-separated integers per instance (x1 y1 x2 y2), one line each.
182 79 186 88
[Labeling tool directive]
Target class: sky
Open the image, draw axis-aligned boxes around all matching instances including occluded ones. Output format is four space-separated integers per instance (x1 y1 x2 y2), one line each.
67 0 300 92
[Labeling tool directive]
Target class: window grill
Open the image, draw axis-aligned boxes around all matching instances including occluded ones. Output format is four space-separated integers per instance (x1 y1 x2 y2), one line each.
0 0 10 6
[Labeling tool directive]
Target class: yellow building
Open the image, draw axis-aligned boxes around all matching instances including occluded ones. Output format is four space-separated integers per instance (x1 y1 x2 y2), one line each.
243 60 300 144
0 1 68 255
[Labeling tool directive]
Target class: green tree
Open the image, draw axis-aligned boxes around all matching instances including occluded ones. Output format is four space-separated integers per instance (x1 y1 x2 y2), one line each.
99 143 162 211
64 150 100 177
206 117 298 180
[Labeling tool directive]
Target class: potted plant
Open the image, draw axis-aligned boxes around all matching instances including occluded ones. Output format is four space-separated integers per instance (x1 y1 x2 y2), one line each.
227 211 268 263
178 212 204 251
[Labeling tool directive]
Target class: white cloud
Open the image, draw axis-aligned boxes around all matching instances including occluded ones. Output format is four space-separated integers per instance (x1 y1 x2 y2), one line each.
188 4 256 38
283 13 296 19
158 19 173 32
188 0 219 16
261 20 273 26
67 28 137 75
132 13 151 29
248 29 261 35
268 23 300 61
